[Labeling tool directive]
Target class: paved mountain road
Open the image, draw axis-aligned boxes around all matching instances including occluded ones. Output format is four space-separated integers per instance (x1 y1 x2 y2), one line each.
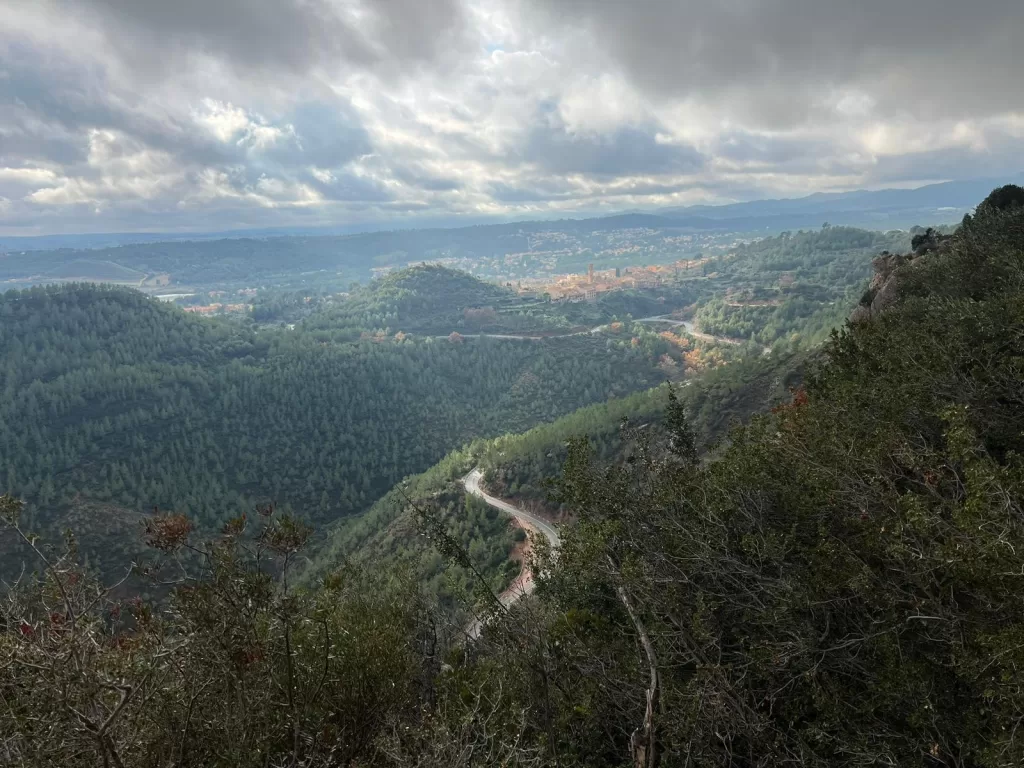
464 469 561 550
436 315 745 347
462 469 561 639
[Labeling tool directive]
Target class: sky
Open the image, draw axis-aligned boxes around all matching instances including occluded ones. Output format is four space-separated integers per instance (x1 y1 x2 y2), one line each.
2 0 1023 235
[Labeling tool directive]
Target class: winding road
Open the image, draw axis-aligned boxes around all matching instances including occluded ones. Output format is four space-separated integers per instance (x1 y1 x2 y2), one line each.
633 315 742 345
464 469 562 549
433 328 594 341
456 313 757 637
462 469 561 639
437 315 743 345
635 315 773 354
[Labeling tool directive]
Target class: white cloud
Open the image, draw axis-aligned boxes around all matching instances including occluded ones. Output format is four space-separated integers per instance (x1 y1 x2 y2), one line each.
193 100 254 144
0 0 1022 234
310 167 335 184
0 168 59 185
28 179 96 206
557 74 650 135
192 100 295 152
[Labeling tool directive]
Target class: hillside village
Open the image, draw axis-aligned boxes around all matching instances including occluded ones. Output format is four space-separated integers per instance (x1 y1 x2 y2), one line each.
523 255 717 302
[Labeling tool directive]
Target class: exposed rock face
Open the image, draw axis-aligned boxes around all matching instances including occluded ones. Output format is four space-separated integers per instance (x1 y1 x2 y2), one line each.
851 251 910 324
849 303 872 325
867 252 909 315
850 231 951 324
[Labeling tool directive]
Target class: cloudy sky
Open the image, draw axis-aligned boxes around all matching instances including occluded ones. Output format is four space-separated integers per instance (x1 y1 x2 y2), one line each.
2 0 1023 235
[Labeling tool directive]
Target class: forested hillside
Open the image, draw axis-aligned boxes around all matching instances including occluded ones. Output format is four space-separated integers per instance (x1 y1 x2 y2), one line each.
306 264 519 335
509 189 1024 766
480 350 805 502
303 263 698 338
2 187 1022 766
305 346 805 607
694 226 909 346
0 281 667 575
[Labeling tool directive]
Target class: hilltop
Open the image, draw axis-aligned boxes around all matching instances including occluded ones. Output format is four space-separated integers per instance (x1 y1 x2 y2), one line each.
304 264 532 335
304 263 697 337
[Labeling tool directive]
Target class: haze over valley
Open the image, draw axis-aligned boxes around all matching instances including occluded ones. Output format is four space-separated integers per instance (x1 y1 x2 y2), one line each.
3 1 1024 766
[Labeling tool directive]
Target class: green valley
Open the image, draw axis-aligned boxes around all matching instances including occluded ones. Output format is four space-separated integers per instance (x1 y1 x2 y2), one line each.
0 270 672 577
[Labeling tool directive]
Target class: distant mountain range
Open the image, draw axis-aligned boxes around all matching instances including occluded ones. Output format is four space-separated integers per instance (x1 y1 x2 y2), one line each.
654 176 1024 225
3 175 1020 252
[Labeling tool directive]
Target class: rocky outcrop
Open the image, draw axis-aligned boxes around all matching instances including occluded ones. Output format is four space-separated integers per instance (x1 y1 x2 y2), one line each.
850 251 910 324
850 230 952 324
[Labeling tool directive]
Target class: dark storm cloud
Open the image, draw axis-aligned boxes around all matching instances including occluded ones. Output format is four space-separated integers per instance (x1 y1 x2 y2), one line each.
390 165 463 192
264 103 374 169
300 170 394 203
869 138 1024 185
1 43 104 167
712 131 871 176
0 132 86 170
0 173 54 202
1 46 97 132
527 0 1024 123
714 132 832 166
0 40 243 172
42 0 470 79
0 1 461 233
522 107 706 176
489 178 579 203
1 32 378 190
